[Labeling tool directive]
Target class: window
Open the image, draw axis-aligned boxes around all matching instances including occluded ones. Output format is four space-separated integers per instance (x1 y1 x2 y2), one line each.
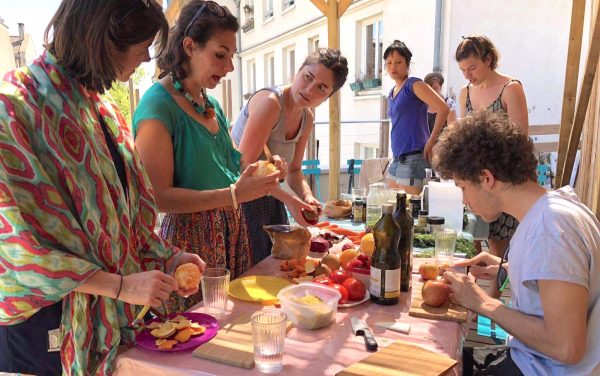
283 46 295 84
308 36 320 53
242 0 255 32
263 0 273 20
246 59 256 99
354 143 379 160
264 53 275 87
360 18 384 83
282 0 294 10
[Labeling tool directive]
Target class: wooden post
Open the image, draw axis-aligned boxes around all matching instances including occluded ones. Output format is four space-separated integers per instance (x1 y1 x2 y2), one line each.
556 0 586 185
559 3 600 186
310 0 352 200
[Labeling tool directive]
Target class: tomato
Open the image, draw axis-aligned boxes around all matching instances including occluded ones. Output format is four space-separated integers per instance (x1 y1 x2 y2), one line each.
330 283 349 304
312 275 331 285
329 269 349 285
342 277 366 301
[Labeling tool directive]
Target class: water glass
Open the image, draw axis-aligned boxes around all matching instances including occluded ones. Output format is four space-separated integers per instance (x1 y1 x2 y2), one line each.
352 187 366 200
251 310 287 373
434 229 457 265
201 268 230 316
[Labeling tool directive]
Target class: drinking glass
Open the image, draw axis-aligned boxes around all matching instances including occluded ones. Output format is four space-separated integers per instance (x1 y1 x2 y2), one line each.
251 310 287 373
201 268 230 316
352 187 366 200
434 229 457 265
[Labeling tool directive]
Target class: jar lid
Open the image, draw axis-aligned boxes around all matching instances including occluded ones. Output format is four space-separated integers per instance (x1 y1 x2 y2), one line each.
419 210 429 216
428 216 445 224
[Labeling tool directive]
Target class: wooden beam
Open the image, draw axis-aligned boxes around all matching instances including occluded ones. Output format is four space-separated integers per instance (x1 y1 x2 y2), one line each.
556 0 586 185
338 0 353 17
327 0 342 200
310 0 328 15
560 3 600 186
529 124 561 136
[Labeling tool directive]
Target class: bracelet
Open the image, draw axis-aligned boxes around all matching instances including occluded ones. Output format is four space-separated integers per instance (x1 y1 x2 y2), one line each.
115 274 123 300
229 183 238 210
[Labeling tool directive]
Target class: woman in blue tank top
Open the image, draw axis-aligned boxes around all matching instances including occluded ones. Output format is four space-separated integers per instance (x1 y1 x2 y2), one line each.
385 40 449 195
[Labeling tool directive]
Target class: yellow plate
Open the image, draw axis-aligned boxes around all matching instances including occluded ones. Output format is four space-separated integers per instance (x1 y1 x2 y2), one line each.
228 276 292 305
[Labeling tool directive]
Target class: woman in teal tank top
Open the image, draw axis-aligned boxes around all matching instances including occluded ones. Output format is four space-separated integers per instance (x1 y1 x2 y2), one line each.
455 35 529 259
133 1 281 312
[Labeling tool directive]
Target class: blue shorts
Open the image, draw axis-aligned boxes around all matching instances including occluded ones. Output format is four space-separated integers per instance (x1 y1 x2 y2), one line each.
387 153 431 187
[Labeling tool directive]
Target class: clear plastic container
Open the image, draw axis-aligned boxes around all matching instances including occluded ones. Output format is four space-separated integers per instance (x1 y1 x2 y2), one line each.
277 283 341 330
428 181 463 234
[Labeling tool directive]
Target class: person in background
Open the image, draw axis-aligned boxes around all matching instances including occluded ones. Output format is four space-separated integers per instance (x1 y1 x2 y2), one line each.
434 111 599 376
455 34 529 257
423 72 457 133
384 40 449 195
232 48 348 264
0 1 205 374
133 0 281 312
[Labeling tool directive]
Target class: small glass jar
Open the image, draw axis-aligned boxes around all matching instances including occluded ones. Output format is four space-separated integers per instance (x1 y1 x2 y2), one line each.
409 196 422 219
428 216 445 234
417 210 429 229
352 198 365 223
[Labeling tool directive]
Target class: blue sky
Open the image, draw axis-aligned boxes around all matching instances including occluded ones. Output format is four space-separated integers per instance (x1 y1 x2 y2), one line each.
1 0 62 55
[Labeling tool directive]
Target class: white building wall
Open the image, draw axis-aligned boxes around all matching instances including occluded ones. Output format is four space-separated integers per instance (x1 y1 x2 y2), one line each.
0 23 16 75
238 0 593 170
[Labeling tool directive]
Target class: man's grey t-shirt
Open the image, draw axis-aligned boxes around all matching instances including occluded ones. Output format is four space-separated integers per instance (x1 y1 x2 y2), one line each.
508 186 600 375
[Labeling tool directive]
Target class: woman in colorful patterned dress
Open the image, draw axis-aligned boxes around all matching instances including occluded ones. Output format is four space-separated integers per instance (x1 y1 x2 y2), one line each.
455 35 529 257
0 1 206 375
133 1 281 312
231 48 348 265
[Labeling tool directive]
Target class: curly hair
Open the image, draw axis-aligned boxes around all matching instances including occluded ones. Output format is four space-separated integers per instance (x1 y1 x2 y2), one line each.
299 48 349 94
455 35 500 70
432 111 537 184
158 0 238 80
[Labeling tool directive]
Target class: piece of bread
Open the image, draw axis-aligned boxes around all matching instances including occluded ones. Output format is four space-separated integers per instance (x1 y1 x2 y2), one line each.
174 263 201 290
253 160 278 177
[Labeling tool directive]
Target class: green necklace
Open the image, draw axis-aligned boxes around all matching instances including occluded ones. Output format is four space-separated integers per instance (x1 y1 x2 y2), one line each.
171 74 216 119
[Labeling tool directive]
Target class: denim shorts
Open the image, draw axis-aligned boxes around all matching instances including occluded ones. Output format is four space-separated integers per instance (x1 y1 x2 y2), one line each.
387 153 431 187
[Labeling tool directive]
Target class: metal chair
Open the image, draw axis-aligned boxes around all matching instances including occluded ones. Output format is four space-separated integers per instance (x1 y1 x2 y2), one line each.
301 159 322 202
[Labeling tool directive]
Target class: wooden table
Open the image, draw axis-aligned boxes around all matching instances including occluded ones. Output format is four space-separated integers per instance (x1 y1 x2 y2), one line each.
115 257 466 376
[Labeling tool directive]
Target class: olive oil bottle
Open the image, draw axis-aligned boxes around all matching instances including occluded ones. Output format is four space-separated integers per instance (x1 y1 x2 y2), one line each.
370 204 401 305
393 192 414 292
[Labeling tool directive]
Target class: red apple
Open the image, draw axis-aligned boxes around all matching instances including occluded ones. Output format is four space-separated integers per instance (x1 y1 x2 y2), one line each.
419 263 440 281
421 280 449 307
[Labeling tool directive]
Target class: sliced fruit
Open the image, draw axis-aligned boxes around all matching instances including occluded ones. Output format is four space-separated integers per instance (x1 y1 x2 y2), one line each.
157 339 178 350
171 319 192 330
174 327 194 343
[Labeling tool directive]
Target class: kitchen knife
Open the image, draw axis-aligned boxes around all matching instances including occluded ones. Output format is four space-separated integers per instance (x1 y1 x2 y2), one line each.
350 317 378 352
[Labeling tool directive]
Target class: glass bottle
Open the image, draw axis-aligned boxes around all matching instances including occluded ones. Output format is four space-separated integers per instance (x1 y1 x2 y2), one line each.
370 204 401 305
366 183 385 229
393 193 414 292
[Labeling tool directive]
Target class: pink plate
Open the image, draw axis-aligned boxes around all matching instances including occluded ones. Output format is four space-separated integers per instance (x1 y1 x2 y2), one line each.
135 312 219 352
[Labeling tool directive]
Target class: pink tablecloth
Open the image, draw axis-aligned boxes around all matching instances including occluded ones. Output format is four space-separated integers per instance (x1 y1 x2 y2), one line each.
115 257 466 376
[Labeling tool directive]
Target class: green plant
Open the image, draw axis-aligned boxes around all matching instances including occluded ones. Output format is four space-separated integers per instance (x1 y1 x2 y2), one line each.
104 67 147 125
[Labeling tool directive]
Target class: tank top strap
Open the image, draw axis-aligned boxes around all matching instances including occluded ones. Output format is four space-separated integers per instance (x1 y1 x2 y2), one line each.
246 86 284 131
498 79 521 99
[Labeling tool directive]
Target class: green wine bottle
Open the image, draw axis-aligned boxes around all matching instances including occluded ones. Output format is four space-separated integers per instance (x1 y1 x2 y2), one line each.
393 192 414 292
370 204 401 305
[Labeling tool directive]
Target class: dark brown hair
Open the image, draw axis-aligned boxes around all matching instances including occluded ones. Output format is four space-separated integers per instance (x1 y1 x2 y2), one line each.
298 48 348 94
455 35 500 70
158 0 239 80
383 40 412 65
424 72 444 86
44 0 168 93
432 110 537 184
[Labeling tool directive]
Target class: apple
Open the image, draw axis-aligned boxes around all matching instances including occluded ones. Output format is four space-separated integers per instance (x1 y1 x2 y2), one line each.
302 209 319 225
341 243 354 251
421 280 449 307
419 263 439 281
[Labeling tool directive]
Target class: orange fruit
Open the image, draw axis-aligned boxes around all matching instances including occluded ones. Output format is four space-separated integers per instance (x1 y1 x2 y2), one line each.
339 248 359 270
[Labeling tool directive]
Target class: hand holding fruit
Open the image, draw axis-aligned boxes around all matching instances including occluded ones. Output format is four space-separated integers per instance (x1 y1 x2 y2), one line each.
442 270 492 312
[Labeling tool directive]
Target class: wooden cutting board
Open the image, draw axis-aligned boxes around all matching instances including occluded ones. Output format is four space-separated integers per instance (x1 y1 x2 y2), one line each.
336 340 457 376
192 313 292 369
408 280 467 323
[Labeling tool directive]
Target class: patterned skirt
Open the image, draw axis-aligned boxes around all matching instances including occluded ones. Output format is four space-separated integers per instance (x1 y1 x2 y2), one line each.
159 207 252 312
241 195 289 265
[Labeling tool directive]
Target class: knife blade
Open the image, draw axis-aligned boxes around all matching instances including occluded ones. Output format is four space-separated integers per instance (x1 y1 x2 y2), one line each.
350 317 378 352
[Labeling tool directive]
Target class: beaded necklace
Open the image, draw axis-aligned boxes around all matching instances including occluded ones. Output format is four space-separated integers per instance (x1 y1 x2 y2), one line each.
171 73 216 119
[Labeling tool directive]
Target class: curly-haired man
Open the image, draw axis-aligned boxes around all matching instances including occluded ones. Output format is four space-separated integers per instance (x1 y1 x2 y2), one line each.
433 111 600 376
